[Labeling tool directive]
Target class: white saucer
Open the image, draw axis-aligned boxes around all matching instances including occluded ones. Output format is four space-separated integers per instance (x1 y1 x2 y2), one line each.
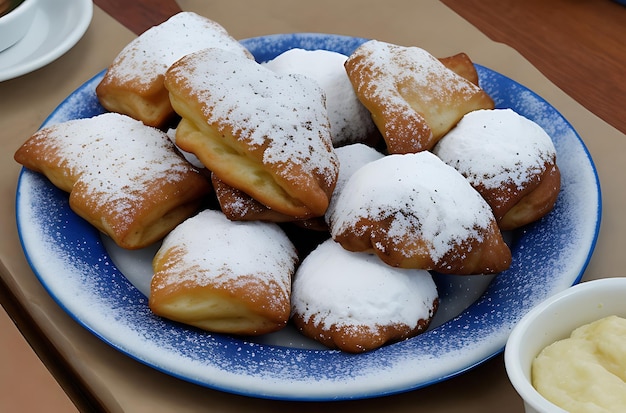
0 0 93 82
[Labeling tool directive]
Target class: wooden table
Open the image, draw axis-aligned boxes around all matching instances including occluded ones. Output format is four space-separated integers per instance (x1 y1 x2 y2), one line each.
1 1 625 412
444 0 626 136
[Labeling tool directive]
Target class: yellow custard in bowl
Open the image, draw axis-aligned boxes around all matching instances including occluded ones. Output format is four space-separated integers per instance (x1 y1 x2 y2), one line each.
532 315 626 413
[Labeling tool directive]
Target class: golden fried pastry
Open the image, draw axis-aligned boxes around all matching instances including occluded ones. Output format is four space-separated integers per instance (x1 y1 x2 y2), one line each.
96 12 252 128
14 113 212 249
327 151 511 274
164 47 339 219
262 48 380 147
210 172 296 222
433 109 561 230
439 52 481 86
344 40 494 154
211 172 329 233
150 209 298 335
291 238 439 353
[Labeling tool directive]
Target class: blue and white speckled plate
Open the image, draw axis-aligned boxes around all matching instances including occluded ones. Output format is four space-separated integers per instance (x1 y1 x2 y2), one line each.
15 34 601 400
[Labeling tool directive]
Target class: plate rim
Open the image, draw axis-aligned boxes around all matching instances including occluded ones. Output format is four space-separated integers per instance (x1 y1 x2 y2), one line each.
15 33 602 401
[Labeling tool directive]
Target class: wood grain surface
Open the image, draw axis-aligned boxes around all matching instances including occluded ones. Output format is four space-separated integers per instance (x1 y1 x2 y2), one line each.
443 0 626 134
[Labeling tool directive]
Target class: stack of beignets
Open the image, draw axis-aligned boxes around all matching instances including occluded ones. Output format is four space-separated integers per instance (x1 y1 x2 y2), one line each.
14 9 566 353
344 40 494 154
96 12 253 128
327 151 512 274
14 112 211 249
164 47 339 219
433 109 561 230
150 209 298 335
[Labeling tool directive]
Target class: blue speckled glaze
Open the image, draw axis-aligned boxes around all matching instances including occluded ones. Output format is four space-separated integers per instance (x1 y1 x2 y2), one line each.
15 34 601 400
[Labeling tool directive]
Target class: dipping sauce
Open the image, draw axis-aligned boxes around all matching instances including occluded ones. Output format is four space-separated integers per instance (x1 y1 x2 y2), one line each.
532 315 626 413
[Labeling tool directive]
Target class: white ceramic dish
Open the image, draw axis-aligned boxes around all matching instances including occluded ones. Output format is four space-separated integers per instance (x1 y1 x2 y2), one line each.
505 278 626 413
0 0 38 52
15 33 601 400
0 0 92 81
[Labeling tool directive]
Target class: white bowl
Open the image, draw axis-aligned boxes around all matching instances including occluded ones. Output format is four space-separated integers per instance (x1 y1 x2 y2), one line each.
505 277 626 413
0 0 38 52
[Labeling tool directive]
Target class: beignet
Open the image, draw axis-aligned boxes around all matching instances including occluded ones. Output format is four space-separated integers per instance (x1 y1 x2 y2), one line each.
14 113 212 249
164 47 339 219
291 238 439 353
327 151 511 274
262 48 380 147
150 209 298 335
433 109 561 230
96 12 252 128
344 40 494 154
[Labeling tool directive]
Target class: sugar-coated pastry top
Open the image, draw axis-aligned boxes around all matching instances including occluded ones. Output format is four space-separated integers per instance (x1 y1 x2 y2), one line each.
325 143 385 223
13 112 211 249
433 109 557 191
165 47 339 217
15 113 204 219
263 48 377 146
102 12 251 92
348 40 485 109
328 151 496 263
292 238 438 332
344 40 494 153
166 48 335 182
152 209 298 303
150 209 298 335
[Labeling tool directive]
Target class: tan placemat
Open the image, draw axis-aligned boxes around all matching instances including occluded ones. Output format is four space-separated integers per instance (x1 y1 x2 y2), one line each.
0 2 623 412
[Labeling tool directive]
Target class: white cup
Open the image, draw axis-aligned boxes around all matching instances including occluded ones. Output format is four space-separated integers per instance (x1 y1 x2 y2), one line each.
505 277 626 413
0 0 38 52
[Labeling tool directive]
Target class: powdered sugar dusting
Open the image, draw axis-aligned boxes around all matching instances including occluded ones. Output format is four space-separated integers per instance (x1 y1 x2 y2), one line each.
262 48 376 146
292 239 438 330
23 113 197 231
106 12 250 89
325 143 385 223
433 108 557 190
346 40 488 143
329 152 494 261
166 47 337 186
153 209 297 293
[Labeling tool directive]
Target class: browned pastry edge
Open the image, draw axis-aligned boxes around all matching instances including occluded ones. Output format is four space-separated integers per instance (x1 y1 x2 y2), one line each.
96 75 176 129
471 159 561 230
70 177 209 249
211 172 301 222
333 217 511 275
211 172 331 233
498 163 561 230
150 273 291 336
291 298 439 353
439 52 480 85
13 117 213 250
